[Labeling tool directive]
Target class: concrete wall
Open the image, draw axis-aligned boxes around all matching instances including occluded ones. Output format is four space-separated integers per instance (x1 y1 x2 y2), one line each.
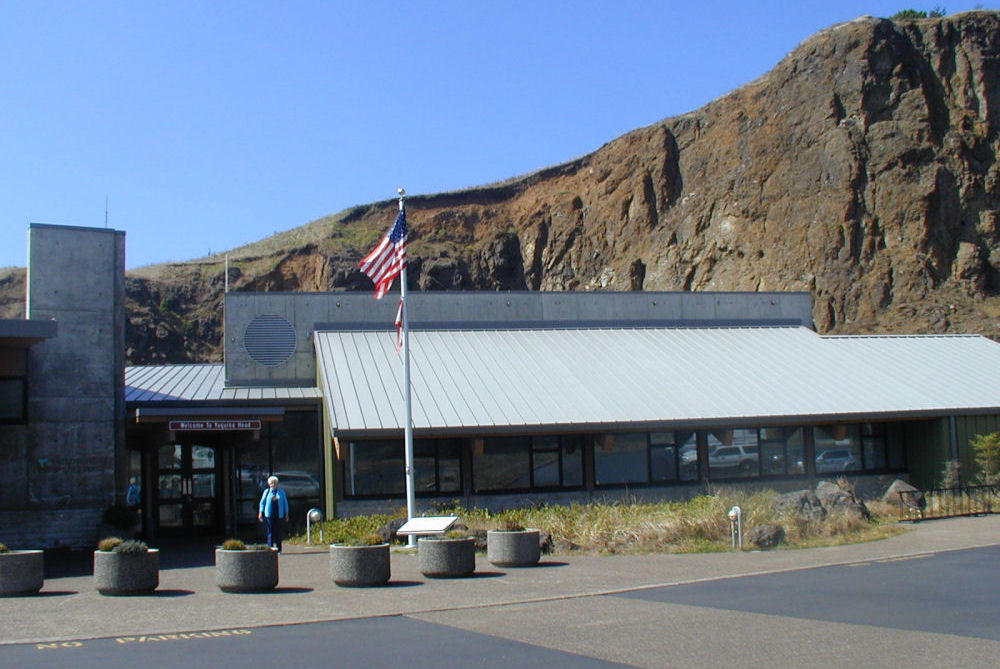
225 291 814 386
0 224 125 548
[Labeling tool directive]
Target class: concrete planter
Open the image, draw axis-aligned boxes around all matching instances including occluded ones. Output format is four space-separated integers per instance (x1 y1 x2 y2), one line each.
487 529 541 567
215 548 279 593
94 549 159 596
329 544 390 587
418 537 476 578
0 550 44 596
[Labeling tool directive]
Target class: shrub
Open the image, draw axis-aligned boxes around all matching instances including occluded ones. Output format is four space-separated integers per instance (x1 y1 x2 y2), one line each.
112 539 149 554
892 9 929 18
0 543 9 553
358 532 385 546
221 538 247 551
97 537 124 552
496 519 526 532
891 7 946 19
971 432 1000 485
939 459 962 489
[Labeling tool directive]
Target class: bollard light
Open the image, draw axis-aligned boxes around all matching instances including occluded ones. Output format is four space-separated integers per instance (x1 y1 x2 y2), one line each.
306 508 323 544
728 505 743 551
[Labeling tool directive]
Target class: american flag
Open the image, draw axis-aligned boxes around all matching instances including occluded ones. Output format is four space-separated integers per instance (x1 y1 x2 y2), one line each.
358 209 408 299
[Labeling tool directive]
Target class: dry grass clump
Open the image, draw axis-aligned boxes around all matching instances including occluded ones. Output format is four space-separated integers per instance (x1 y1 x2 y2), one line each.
458 487 902 553
288 489 904 552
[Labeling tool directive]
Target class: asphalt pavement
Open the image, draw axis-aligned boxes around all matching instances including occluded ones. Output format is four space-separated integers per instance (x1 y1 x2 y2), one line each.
3 515 1000 667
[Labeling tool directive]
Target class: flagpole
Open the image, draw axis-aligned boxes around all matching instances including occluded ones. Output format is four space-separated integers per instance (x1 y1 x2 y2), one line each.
398 188 417 546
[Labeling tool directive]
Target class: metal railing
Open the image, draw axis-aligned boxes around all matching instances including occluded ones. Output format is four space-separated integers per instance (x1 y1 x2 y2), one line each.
898 485 1000 521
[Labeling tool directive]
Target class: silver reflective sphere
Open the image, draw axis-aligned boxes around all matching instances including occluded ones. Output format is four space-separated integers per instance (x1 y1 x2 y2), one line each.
307 508 323 523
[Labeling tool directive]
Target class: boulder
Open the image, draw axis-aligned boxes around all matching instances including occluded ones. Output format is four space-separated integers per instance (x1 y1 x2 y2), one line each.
883 479 926 509
747 524 785 549
538 530 554 554
815 481 871 521
377 517 407 544
776 489 827 521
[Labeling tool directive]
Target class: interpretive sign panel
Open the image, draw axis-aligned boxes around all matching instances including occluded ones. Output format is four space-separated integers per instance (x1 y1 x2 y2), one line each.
396 515 459 536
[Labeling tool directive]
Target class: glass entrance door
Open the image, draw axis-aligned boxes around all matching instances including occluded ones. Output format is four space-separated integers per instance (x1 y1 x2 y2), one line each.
155 442 221 535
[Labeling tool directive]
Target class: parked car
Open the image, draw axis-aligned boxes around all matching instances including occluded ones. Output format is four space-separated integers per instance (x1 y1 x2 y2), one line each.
272 471 321 498
815 449 858 473
708 445 759 471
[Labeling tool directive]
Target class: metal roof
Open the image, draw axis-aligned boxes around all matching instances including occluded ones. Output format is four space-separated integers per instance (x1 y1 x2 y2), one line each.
314 326 1000 437
125 364 321 404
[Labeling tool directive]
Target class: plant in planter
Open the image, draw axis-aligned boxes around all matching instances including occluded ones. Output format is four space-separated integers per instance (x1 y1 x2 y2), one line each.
329 533 390 587
215 538 279 593
93 537 159 596
0 542 44 597
487 520 541 567
418 530 476 578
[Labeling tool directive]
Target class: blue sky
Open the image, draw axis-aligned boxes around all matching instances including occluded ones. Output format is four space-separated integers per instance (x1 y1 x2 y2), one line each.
1 1 994 270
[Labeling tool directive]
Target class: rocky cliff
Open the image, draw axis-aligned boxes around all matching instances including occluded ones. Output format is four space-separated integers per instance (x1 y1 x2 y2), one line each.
4 11 1000 363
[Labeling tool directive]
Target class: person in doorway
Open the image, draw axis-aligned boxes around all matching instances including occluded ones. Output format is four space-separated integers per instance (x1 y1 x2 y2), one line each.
257 475 289 552
125 477 141 509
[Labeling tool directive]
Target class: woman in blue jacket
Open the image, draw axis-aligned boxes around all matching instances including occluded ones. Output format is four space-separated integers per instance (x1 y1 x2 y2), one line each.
257 475 290 551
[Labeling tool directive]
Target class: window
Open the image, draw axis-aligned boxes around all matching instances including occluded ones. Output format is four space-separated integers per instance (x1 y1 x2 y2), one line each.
473 437 531 491
346 440 403 496
471 435 586 492
651 431 698 482
415 439 461 493
346 438 462 497
530 435 584 488
814 425 862 474
759 427 805 476
814 423 904 474
594 431 697 486
862 422 905 471
235 411 322 526
594 433 648 485
708 428 759 479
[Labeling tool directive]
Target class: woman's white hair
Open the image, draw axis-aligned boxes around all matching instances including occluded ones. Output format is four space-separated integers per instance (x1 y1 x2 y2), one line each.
267 475 279 485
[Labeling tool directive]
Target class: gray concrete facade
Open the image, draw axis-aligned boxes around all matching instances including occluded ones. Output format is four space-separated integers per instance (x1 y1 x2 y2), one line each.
0 224 125 548
225 290 813 386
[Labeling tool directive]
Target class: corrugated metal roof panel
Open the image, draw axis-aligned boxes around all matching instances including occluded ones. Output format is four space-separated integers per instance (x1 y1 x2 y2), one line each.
315 327 1000 436
125 364 321 404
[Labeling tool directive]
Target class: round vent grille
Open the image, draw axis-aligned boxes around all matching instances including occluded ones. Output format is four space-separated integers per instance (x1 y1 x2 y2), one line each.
244 314 297 366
